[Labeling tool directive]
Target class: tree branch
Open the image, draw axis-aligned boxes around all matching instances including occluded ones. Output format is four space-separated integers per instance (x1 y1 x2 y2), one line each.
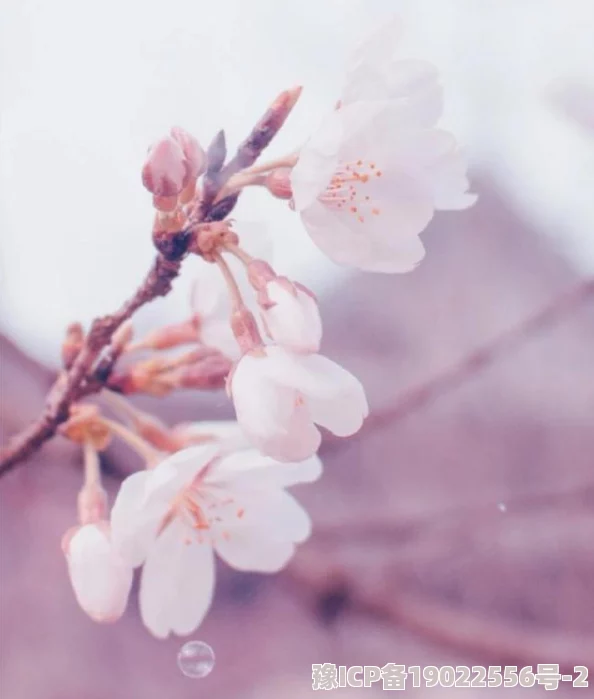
327 277 594 450
0 87 300 477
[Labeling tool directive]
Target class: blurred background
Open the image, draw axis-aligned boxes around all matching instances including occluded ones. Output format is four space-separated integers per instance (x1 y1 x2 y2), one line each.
1 0 593 697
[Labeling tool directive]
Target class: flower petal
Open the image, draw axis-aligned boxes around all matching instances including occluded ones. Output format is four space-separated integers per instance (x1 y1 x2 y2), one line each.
301 201 426 273
139 518 215 639
260 348 369 437
205 450 323 489
262 280 322 353
209 485 312 543
174 420 251 453
230 353 322 461
215 530 295 573
110 471 166 567
111 445 218 567
149 444 220 495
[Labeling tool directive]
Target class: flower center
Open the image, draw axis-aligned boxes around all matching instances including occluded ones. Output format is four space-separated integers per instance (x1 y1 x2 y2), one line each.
318 159 383 223
180 491 210 530
172 486 246 544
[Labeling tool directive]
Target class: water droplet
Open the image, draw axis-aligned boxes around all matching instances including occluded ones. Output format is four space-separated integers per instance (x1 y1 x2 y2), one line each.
177 641 215 678
497 502 507 513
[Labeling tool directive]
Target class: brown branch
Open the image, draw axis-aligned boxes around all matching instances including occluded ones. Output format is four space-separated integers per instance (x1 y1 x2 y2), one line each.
328 277 594 449
0 88 301 477
199 86 302 216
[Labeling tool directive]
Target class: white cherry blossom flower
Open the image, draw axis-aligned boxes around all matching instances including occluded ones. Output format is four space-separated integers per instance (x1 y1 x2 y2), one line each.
110 444 321 638
260 278 322 353
290 18 475 274
62 522 133 623
229 346 368 462
291 98 475 273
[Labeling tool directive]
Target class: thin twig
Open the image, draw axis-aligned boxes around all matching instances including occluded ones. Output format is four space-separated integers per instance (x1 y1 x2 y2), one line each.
213 253 245 309
0 88 301 477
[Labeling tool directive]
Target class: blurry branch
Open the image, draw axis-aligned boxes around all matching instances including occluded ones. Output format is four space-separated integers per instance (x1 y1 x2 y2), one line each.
328 276 594 450
287 482 594 669
0 88 300 477
313 481 594 544
286 561 594 671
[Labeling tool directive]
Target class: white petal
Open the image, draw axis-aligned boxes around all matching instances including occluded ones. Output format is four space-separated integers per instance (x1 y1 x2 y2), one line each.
215 531 295 573
139 518 215 639
209 486 312 543
290 112 345 210
230 353 321 461
244 489 312 543
206 450 323 489
110 471 167 567
230 353 295 439
262 281 322 352
175 420 251 453
301 201 426 273
261 348 369 437
149 444 220 494
66 524 133 623
111 446 218 567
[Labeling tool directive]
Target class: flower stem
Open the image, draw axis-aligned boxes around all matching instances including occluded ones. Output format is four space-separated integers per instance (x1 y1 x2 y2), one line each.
101 417 163 467
83 440 101 486
243 152 299 175
213 253 245 310
102 390 146 425
224 244 254 267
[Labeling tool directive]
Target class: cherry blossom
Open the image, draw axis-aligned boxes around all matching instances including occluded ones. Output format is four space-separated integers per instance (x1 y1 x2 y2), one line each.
110 443 321 638
245 260 322 353
142 127 206 211
290 19 475 273
62 522 133 623
229 346 368 461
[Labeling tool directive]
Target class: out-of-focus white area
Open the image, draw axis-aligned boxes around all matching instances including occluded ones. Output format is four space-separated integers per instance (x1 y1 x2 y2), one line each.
0 0 593 364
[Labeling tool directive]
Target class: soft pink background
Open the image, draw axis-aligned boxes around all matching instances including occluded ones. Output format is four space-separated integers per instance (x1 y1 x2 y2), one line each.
1 181 593 697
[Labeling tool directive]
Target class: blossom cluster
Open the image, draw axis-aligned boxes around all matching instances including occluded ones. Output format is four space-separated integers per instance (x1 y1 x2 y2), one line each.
60 17 475 638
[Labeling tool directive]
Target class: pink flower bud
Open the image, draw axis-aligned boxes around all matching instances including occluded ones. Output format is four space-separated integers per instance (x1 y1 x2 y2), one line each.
171 126 206 180
246 259 276 291
135 317 199 351
63 522 133 623
177 352 232 391
230 307 263 353
265 167 294 200
132 413 184 453
142 137 187 198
